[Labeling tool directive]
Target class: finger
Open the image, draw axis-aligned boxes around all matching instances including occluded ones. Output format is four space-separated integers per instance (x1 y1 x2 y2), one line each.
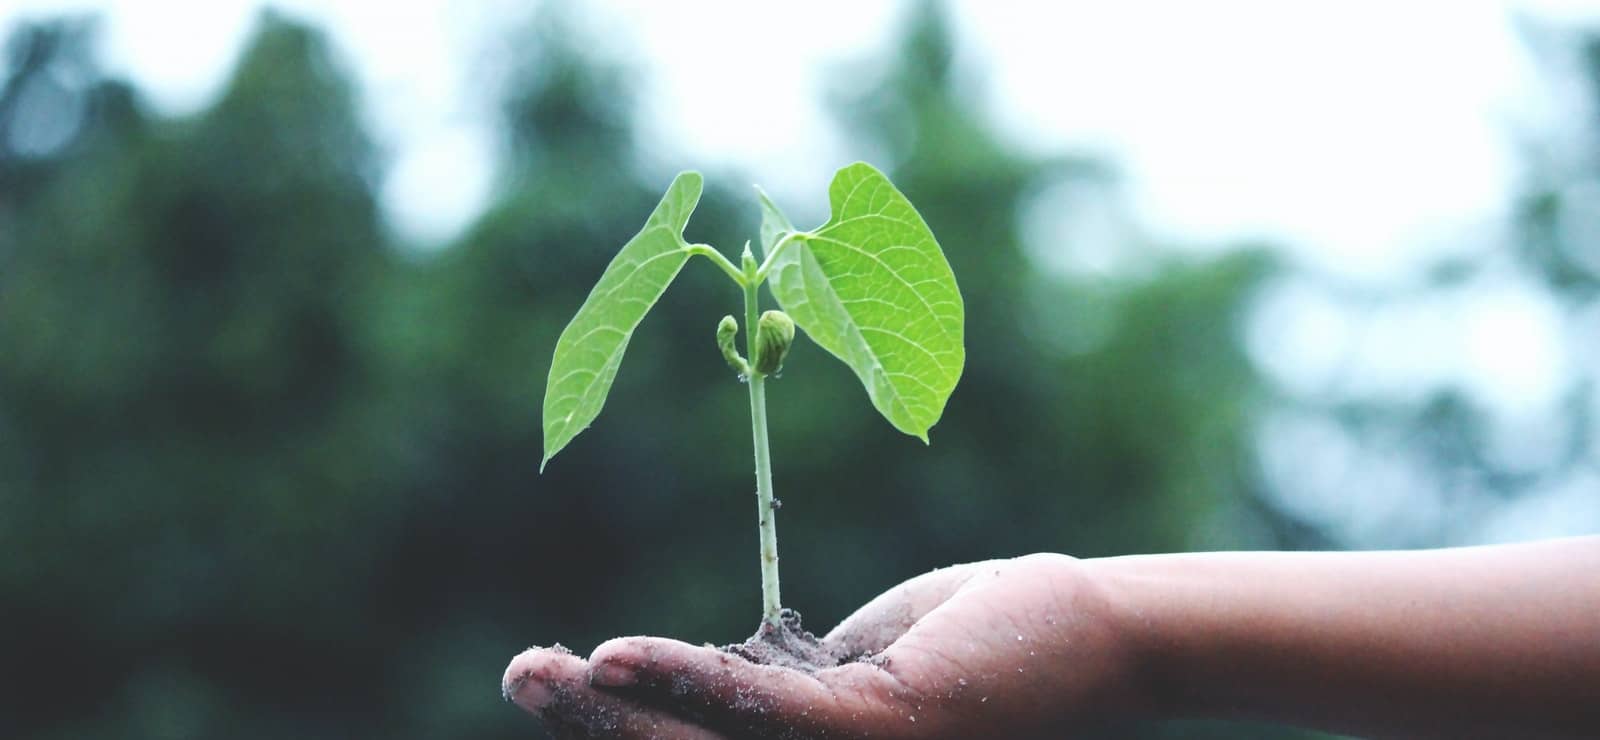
503 646 726 740
589 636 912 738
823 561 985 658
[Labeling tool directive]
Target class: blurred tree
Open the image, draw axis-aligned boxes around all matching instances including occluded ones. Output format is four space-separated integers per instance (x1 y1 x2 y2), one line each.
0 1 1481 738
1517 31 1600 298
1248 21 1600 553
0 18 137 201
0 12 404 738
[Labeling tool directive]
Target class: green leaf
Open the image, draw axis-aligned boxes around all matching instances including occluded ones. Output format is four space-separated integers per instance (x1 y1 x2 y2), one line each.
755 184 794 255
541 171 703 469
764 162 964 442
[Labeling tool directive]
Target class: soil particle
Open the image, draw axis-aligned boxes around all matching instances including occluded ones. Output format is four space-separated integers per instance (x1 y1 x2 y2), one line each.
544 680 621 737
721 608 846 673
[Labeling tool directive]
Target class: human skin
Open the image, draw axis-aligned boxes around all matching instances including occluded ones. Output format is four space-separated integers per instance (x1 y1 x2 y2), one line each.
502 537 1600 739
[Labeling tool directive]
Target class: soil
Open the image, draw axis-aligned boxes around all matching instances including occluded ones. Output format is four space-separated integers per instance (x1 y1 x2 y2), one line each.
720 608 855 673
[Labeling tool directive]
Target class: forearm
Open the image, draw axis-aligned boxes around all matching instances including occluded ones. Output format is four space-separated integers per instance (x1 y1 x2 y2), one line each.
1088 537 1600 739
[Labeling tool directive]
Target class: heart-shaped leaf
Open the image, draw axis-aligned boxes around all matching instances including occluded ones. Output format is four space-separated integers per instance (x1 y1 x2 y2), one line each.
763 163 964 441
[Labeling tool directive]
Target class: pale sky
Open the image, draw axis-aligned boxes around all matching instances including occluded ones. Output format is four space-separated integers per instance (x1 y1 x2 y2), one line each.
4 0 1596 264
6 0 1598 542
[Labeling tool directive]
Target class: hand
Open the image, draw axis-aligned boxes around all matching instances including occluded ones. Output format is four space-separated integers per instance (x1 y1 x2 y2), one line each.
503 553 1142 738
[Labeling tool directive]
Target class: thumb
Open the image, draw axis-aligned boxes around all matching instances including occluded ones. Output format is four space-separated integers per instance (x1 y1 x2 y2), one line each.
822 561 984 658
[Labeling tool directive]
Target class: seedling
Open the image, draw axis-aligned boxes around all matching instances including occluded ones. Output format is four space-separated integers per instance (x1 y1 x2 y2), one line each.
542 162 963 641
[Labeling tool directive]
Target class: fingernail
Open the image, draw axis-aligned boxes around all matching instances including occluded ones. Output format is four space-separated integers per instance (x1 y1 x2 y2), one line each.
506 673 554 710
590 661 638 688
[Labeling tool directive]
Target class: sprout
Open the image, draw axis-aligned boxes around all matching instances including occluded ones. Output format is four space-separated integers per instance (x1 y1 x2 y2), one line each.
717 315 749 376
753 310 795 376
542 163 963 628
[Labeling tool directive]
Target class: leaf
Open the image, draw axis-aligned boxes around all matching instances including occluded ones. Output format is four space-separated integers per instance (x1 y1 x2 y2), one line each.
755 185 794 255
765 162 964 442
542 171 703 469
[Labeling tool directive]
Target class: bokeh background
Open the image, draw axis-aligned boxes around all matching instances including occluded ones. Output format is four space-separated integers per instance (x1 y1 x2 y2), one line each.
3 1 1598 737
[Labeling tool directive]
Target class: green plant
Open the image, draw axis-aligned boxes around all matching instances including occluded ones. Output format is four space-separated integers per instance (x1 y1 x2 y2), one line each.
541 162 964 629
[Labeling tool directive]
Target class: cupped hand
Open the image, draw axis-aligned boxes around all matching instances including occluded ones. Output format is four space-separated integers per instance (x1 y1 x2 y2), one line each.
503 553 1140 739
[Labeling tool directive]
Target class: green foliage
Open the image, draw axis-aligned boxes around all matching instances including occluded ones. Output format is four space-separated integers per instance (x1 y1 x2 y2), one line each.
543 162 962 466
764 163 965 441
540 161 964 624
540 172 703 468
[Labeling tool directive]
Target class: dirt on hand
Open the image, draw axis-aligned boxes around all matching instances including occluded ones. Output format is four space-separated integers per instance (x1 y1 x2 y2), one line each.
721 608 853 673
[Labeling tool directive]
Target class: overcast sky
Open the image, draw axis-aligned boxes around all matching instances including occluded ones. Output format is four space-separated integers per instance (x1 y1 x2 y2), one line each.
3 0 1596 270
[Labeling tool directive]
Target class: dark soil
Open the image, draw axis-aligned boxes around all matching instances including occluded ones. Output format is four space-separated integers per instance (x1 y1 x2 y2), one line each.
720 608 850 673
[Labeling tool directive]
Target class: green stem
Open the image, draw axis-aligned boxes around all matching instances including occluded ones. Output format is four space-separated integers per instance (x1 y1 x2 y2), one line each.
752 231 803 285
743 249 782 627
685 244 747 286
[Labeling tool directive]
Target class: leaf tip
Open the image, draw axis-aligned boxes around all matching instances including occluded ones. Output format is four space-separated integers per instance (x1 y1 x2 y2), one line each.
838 160 883 178
670 170 705 201
754 185 785 216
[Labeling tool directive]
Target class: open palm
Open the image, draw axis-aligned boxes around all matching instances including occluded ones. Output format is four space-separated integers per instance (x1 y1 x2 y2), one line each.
503 554 1134 739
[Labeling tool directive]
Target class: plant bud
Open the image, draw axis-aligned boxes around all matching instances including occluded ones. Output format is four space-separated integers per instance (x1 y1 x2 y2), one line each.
716 315 748 375
754 310 795 375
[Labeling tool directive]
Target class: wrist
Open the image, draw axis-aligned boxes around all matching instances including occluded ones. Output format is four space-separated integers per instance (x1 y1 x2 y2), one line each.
1080 555 1195 722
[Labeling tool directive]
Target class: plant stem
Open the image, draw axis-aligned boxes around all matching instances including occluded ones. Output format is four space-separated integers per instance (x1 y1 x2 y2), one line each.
685 244 747 286
743 250 782 628
752 231 802 284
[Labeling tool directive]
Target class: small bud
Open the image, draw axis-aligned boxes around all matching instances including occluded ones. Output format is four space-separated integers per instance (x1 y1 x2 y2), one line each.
716 315 749 376
753 310 795 376
740 240 758 275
